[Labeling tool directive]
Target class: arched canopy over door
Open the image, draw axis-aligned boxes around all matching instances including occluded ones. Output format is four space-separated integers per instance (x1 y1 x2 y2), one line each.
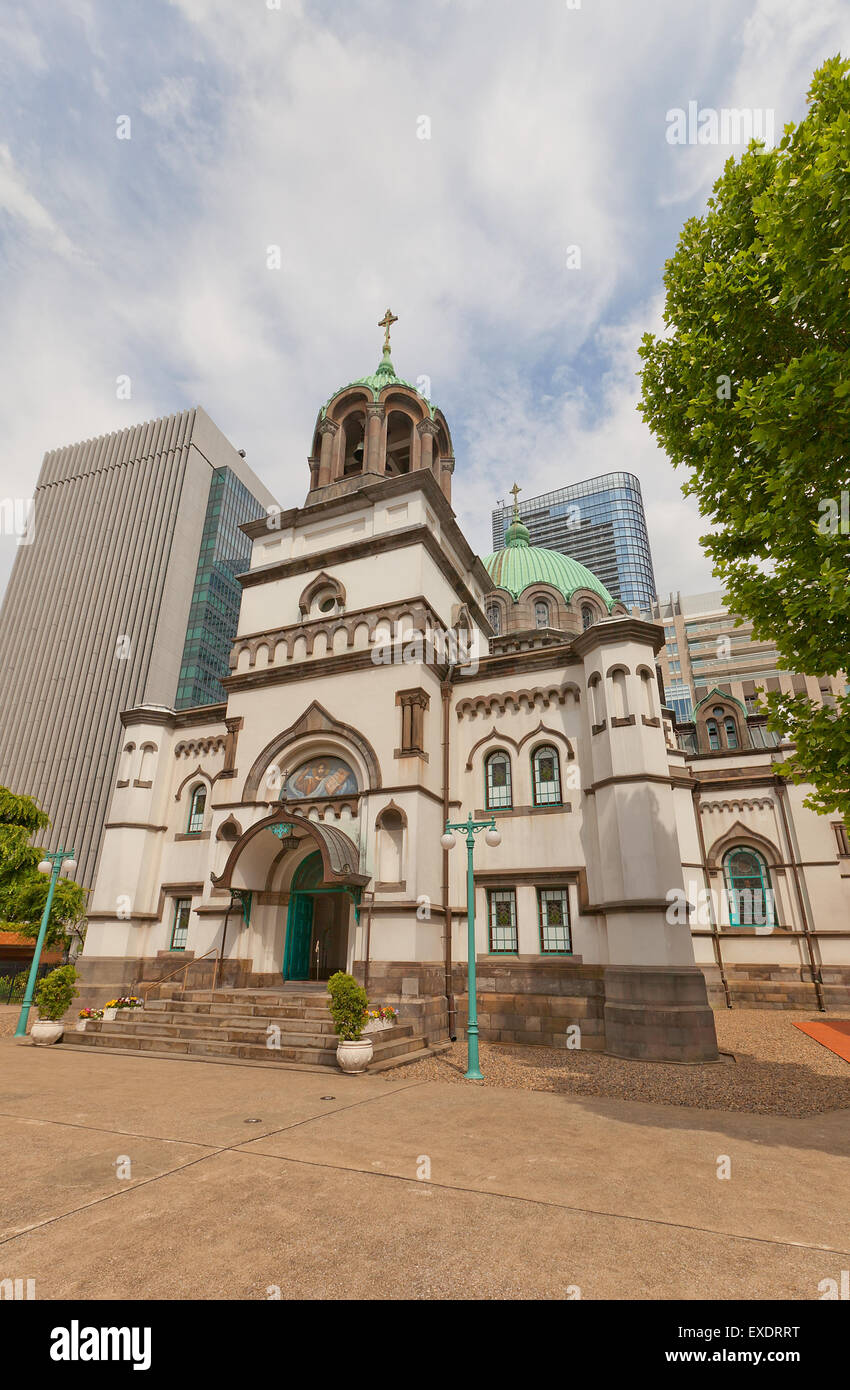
211 811 369 891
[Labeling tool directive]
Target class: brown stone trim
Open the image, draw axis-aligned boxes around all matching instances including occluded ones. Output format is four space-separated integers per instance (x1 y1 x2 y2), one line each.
120 704 227 730
571 617 666 658
454 647 582 683
472 866 591 911
86 912 158 922
584 772 673 793
174 765 211 802
224 646 444 695
475 805 571 817
642 715 661 727
132 779 153 789
103 822 167 832
368 902 446 917
241 467 485 578
394 749 430 762
116 779 129 788
591 721 607 735
240 517 491 630
610 715 636 728
241 699 382 800
375 881 406 892
371 784 444 806
174 831 210 842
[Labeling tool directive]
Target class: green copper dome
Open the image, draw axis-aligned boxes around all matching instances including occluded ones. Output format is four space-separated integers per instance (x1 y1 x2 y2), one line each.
483 527 615 610
323 348 436 418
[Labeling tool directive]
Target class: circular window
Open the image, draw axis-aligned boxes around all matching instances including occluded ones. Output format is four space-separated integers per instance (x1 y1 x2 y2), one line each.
318 596 336 613
712 706 725 717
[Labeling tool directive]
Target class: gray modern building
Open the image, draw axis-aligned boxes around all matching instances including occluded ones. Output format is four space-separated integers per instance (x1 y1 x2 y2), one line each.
491 472 657 609
0 407 278 891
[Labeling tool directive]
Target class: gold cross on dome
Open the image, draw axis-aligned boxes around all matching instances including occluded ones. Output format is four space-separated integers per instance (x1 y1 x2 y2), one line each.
510 481 522 517
378 308 398 352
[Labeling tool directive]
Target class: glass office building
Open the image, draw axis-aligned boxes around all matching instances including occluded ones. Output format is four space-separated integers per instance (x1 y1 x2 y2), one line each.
491 472 656 609
175 467 267 708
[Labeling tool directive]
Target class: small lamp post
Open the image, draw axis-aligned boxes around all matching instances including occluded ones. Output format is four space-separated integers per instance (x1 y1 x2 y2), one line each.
14 849 76 1039
441 813 501 1079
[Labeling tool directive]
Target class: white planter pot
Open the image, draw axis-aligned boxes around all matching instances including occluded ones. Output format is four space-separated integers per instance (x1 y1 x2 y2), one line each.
336 1038 374 1074
102 1008 117 1021
31 1020 64 1046
363 1019 393 1034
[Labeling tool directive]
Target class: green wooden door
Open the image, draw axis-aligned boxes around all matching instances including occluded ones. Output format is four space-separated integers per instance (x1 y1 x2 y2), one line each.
284 892 313 980
283 852 323 980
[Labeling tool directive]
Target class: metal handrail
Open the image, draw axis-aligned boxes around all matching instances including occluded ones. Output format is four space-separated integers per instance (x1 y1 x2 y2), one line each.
141 947 220 1001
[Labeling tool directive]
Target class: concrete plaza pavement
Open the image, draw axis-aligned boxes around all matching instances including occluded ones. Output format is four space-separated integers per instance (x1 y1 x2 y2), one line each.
1 1036 848 1300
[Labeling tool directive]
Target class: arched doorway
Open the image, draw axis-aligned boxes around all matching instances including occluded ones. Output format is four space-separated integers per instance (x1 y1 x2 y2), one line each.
283 851 356 981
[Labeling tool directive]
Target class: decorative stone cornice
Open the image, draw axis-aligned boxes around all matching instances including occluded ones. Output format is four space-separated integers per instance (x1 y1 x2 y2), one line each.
455 683 581 719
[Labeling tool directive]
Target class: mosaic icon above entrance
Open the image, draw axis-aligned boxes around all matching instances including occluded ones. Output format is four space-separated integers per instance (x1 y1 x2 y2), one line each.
282 757 357 799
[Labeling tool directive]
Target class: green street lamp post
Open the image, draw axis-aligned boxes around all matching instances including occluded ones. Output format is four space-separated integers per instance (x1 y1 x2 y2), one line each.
14 848 76 1039
441 813 501 1079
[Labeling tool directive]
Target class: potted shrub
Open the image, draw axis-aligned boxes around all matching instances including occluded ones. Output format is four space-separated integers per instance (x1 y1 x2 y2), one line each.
31 964 78 1045
327 971 372 1074
363 1005 399 1034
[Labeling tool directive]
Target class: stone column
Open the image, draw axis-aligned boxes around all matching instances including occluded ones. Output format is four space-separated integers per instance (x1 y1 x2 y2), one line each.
366 406 384 474
417 419 439 481
317 419 338 488
440 457 455 504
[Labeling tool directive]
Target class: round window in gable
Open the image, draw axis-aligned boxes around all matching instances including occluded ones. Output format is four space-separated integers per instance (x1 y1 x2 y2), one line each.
318 596 336 613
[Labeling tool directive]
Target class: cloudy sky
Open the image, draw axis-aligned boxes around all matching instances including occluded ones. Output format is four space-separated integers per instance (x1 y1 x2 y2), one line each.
1 0 848 602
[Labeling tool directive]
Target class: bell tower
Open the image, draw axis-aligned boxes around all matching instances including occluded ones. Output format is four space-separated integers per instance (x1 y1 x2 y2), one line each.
306 312 455 506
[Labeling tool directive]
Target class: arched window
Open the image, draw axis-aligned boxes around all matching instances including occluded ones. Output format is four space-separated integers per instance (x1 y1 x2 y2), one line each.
341 412 365 476
486 604 502 635
385 410 413 475
534 600 550 629
724 847 773 928
640 669 655 719
485 750 512 810
706 719 721 751
532 745 561 806
187 784 207 834
581 605 595 631
724 717 739 749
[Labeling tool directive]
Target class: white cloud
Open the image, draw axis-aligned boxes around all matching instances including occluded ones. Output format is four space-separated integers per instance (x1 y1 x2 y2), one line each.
0 0 847 605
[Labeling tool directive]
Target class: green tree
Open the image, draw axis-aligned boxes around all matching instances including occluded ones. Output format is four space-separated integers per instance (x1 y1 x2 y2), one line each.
0 786 87 947
639 56 850 817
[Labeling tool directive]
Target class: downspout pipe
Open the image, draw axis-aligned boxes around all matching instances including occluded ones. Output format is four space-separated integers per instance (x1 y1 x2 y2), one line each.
775 778 825 1013
442 667 457 1040
693 786 731 1009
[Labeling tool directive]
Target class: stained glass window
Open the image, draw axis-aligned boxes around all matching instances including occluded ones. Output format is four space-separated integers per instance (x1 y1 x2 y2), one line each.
538 888 571 953
532 745 561 806
485 751 512 810
488 889 517 953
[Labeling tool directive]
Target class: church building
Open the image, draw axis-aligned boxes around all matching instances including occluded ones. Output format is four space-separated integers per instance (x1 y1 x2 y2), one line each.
77 318 850 1067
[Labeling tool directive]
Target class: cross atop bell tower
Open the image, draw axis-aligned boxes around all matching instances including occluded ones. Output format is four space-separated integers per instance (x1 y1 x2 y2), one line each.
378 307 398 355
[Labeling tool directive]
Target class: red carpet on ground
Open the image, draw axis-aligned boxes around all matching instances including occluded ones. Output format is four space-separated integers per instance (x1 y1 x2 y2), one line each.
793 1019 850 1063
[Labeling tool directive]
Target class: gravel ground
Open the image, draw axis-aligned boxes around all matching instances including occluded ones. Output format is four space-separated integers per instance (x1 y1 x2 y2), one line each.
394 1009 850 1117
0 1004 24 1036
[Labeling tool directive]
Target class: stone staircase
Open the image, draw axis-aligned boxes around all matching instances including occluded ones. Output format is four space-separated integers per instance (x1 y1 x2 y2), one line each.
63 986 436 1073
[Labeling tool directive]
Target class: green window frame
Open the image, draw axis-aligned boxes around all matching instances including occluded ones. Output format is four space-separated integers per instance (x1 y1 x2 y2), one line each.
170 898 191 950
488 888 518 953
532 745 561 806
706 719 720 750
187 784 206 834
485 750 512 810
538 888 571 953
723 848 773 928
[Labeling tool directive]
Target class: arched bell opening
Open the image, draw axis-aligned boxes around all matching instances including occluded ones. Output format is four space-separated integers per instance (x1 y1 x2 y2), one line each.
384 409 414 475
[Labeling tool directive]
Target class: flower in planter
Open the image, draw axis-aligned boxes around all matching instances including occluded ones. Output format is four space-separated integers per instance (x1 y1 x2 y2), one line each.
78 1007 103 1020
366 1006 399 1023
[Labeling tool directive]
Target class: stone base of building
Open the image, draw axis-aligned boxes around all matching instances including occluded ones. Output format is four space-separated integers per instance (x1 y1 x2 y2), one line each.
702 963 850 1011
74 953 722 1062
603 965 719 1063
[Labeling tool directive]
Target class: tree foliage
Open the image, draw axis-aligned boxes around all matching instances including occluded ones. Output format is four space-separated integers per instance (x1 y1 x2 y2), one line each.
0 786 87 946
639 56 850 816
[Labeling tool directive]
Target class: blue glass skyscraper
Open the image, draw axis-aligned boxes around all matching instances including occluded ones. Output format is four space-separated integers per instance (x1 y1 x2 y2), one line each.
491 472 657 609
